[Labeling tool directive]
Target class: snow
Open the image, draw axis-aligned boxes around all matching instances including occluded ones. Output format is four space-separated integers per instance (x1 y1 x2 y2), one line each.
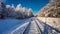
0 17 60 34
0 18 30 34
0 2 34 19
36 17 60 34
35 19 44 32
24 21 40 34
10 22 29 34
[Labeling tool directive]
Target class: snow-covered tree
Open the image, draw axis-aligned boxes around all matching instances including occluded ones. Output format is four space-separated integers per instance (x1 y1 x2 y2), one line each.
22 7 29 18
15 4 22 11
27 8 33 17
0 2 34 19
15 4 34 18
6 4 16 18
0 2 7 19
15 4 23 19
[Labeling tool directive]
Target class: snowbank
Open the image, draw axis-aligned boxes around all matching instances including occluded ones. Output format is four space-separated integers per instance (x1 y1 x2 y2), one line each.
37 17 60 31
0 18 30 34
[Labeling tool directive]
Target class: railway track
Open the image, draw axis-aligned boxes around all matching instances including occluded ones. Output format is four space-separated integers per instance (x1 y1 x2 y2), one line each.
3 17 60 34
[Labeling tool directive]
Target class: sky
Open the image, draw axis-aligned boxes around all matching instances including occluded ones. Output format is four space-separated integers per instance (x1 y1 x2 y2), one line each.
0 0 49 15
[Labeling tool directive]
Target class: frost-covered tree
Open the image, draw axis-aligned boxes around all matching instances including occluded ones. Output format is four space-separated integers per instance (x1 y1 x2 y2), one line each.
15 4 23 19
15 4 34 18
27 8 33 17
0 2 7 19
6 4 16 18
0 2 34 19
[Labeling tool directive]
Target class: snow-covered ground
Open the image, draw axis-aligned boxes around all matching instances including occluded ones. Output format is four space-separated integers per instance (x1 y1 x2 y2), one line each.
0 18 31 34
0 17 60 34
37 17 60 31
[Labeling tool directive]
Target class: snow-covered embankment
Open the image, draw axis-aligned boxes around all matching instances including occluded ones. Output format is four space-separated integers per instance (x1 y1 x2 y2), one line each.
37 17 60 31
